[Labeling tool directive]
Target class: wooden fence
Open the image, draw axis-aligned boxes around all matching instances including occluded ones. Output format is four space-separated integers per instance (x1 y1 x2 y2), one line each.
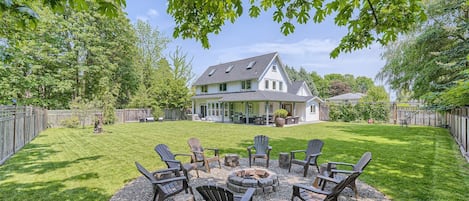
447 107 469 157
0 106 48 165
47 108 188 128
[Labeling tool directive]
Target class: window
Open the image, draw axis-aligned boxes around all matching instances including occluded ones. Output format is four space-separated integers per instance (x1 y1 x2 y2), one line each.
208 69 216 76
265 80 269 89
219 83 227 91
241 80 251 90
246 61 256 69
272 81 276 90
272 65 277 72
201 85 208 93
279 82 283 91
310 105 316 113
225 65 234 73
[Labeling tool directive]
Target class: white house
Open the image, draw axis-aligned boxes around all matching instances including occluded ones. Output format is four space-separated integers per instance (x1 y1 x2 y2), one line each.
191 52 323 125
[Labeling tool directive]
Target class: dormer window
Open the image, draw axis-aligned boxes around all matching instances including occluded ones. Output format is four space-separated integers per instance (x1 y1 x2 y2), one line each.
208 69 216 76
246 61 256 69
241 80 251 90
272 65 277 72
219 83 227 91
225 65 234 73
201 85 208 93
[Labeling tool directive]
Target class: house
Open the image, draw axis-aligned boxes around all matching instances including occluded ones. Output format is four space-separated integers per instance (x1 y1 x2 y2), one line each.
327 93 365 104
191 52 323 125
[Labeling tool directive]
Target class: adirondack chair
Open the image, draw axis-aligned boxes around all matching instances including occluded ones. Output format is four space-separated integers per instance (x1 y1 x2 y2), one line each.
313 152 372 199
154 144 199 181
196 185 255 201
291 171 362 201
135 161 193 201
247 135 272 168
187 137 221 173
289 139 324 177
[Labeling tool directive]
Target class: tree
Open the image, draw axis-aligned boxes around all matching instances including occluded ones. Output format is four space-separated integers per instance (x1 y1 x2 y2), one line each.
361 86 389 103
167 0 427 58
285 66 318 96
310 71 328 98
354 76 374 93
377 0 468 108
328 80 351 97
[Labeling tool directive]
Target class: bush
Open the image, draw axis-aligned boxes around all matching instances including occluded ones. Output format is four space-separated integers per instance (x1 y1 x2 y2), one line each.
61 116 80 128
273 109 288 118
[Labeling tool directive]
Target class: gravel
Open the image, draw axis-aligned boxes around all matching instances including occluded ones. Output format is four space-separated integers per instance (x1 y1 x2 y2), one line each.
110 158 390 201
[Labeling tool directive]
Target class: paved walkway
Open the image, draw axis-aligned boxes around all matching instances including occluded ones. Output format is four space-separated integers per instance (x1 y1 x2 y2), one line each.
110 158 390 201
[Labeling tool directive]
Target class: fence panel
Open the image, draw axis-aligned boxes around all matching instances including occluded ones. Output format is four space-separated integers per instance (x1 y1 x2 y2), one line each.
0 106 47 165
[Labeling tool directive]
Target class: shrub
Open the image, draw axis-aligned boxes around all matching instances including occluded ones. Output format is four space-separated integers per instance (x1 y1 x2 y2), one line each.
273 109 288 118
61 116 80 128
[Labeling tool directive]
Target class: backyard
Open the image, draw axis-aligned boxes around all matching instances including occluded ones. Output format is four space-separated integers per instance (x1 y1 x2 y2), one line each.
0 121 468 200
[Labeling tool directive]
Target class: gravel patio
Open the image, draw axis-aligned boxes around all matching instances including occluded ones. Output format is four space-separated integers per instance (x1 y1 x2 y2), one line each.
110 157 390 201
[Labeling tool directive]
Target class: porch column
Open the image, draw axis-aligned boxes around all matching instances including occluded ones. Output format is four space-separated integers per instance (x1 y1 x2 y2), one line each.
265 101 269 125
221 102 225 123
293 102 296 116
245 102 249 124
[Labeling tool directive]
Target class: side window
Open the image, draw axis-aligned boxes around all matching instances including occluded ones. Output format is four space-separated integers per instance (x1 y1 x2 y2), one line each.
265 80 269 89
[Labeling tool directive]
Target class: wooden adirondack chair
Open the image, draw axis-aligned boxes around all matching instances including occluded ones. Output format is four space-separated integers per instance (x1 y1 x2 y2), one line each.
154 144 199 181
292 171 362 201
187 137 221 173
196 185 255 201
289 139 324 177
314 152 372 199
247 135 272 168
135 161 193 201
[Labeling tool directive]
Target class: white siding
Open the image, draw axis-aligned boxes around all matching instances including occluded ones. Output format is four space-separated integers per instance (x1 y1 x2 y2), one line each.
259 59 288 92
304 100 320 121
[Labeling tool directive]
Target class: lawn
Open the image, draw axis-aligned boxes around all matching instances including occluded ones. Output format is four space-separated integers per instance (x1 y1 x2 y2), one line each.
0 121 468 200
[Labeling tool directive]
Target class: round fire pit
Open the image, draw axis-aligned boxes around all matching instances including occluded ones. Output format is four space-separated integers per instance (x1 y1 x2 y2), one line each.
226 168 279 195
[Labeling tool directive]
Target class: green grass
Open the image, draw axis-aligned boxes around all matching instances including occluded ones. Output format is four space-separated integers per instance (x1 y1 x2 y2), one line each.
0 121 468 200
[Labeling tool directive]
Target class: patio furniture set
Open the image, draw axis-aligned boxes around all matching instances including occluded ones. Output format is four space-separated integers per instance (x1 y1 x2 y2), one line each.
135 135 372 201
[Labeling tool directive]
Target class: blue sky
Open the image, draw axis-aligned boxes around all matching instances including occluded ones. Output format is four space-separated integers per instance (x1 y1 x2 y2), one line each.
124 0 386 83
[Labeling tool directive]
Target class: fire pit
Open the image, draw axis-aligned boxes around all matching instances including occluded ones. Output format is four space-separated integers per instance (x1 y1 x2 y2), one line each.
226 168 279 195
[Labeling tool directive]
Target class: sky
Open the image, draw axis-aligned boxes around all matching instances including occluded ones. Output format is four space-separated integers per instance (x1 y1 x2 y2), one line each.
124 0 387 84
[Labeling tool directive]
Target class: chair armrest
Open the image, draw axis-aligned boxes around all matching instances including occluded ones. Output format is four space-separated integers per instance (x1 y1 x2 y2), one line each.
164 159 182 164
309 152 322 157
327 161 355 167
290 150 306 153
190 150 204 154
153 176 187 184
293 184 330 195
240 188 255 201
206 148 220 156
331 169 356 174
152 167 180 175
174 153 193 157
316 174 341 183
247 146 254 150
267 146 272 150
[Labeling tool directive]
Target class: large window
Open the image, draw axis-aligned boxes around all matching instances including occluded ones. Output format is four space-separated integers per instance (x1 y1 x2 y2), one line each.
207 102 224 117
241 80 251 90
265 80 269 89
272 81 276 90
201 85 208 93
219 83 227 91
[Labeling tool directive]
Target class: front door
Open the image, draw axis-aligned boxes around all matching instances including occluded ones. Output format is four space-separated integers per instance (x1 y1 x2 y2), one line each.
282 104 293 116
200 105 207 118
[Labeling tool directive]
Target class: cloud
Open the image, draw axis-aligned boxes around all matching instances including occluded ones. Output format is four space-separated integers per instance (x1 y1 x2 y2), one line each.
147 9 159 18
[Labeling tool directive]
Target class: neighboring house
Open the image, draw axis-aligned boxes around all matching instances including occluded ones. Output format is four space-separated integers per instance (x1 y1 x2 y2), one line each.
191 52 323 124
327 93 365 104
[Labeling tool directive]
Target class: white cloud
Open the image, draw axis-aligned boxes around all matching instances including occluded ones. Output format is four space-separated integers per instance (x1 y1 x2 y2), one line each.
147 9 159 18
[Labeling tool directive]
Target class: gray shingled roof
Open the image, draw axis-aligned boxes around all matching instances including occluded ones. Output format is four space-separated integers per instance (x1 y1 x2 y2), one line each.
288 81 304 94
193 52 277 86
327 93 365 100
192 91 315 102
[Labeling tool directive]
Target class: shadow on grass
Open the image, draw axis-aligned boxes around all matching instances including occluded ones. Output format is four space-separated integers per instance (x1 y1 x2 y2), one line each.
0 173 108 201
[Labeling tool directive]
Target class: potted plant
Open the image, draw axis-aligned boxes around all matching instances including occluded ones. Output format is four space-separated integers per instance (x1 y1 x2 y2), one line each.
273 109 288 127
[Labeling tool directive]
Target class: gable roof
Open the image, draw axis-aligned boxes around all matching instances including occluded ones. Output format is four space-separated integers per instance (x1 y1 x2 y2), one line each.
193 52 277 86
327 93 365 101
288 81 306 94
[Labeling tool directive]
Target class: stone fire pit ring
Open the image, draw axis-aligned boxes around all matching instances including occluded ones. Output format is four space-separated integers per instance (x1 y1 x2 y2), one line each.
226 168 279 195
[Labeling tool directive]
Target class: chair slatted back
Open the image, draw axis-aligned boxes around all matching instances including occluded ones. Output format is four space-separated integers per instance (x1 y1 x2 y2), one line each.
188 138 204 161
155 144 179 169
254 135 269 155
135 162 158 183
196 185 235 201
325 171 362 201
354 152 372 172
305 139 324 161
